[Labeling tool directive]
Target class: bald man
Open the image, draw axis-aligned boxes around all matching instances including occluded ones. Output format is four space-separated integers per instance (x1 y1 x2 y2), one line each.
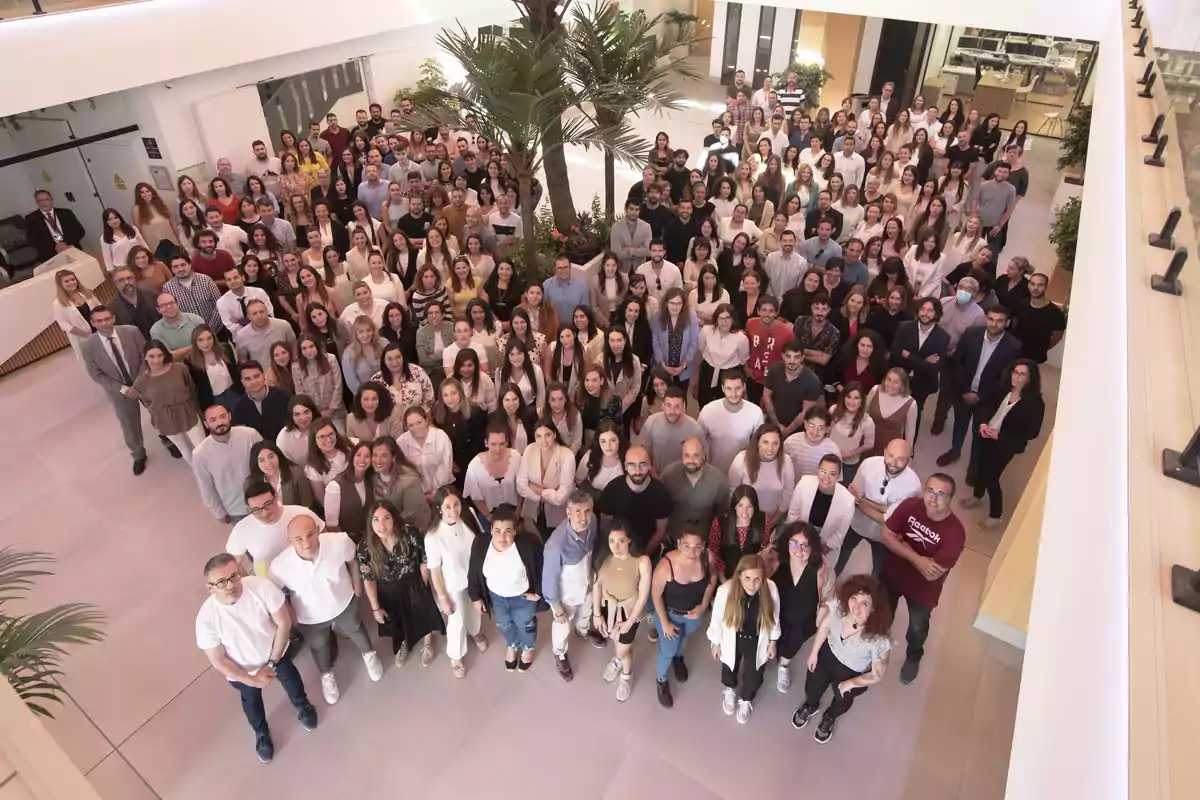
660 437 730 543
836 438 923 577
596 445 674 558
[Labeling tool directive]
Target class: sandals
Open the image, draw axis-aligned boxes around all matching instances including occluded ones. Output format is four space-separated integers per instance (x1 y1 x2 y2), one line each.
420 645 435 668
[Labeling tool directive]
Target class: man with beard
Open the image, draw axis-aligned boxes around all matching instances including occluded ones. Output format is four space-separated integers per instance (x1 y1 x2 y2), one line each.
697 370 765 473
836 438 923 577
596 445 674 559
635 240 683 303
107 265 160 338
1010 272 1066 364
663 200 701 266
891 296 951 437
664 149 692 204
793 293 840 385
660 437 730 546
193 404 262 523
640 388 703 474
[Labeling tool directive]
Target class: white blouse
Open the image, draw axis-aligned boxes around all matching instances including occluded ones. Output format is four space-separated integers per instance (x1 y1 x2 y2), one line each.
688 287 730 325
365 272 404 303
903 245 949 298
574 452 624 493
276 427 310 467
397 427 454 493
463 449 521 512
699 327 750 382
101 228 149 272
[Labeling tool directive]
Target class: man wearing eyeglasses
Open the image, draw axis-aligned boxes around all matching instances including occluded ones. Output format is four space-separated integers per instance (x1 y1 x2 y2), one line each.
226 482 324 577
193 404 262 523
196 553 317 764
837 438 922 577
879 473 966 685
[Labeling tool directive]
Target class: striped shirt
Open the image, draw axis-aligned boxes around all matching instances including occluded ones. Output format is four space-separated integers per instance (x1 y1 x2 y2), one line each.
777 89 807 116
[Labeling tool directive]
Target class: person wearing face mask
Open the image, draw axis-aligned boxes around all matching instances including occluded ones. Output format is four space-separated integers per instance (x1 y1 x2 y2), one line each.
786 455 856 570
790 574 892 744
706 554 780 724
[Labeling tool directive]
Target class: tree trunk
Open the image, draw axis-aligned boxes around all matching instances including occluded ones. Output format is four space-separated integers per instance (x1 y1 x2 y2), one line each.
517 170 539 276
542 117 577 232
603 150 615 218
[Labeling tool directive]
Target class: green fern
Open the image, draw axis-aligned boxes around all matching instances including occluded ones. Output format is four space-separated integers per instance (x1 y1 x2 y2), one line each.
0 549 104 718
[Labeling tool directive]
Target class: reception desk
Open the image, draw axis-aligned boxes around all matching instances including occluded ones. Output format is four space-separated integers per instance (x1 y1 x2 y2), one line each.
0 249 108 376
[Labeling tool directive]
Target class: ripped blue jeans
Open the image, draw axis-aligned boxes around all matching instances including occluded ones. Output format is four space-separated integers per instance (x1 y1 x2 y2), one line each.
490 592 538 651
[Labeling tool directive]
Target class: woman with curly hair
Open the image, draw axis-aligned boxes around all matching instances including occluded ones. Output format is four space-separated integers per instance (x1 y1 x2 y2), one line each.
770 522 832 694
791 573 892 744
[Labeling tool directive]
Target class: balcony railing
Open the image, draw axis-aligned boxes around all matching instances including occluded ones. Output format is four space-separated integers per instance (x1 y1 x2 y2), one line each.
0 0 145 22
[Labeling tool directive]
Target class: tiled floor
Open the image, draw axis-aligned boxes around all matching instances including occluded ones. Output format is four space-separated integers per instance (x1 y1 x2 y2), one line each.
0 71 1064 799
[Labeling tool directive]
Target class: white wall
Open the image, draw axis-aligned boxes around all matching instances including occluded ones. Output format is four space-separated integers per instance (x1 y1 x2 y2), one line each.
709 1 729 79
735 4 761 79
769 8 799 75
0 0 512 118
852 17 885 93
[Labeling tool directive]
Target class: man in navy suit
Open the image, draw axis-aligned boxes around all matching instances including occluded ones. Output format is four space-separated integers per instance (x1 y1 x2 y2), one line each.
25 190 85 263
890 297 951 442
935 307 1022 476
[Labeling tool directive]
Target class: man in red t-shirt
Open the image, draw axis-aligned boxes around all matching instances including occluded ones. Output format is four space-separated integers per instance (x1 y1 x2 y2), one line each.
880 473 966 685
743 295 794 405
190 230 235 287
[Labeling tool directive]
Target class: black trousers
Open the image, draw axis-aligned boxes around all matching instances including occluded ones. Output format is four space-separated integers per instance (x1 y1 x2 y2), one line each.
883 582 934 661
972 438 1018 519
720 634 765 702
229 652 313 737
802 640 869 721
833 529 886 578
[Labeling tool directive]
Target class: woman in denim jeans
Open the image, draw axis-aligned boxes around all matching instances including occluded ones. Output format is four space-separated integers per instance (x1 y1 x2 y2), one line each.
467 505 545 672
649 530 718 709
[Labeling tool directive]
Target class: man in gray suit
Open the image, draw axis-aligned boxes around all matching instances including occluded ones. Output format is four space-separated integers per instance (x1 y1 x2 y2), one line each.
82 307 149 475
609 199 652 273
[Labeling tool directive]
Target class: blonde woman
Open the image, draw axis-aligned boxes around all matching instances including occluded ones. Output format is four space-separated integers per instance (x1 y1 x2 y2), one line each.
706 554 781 724
51 269 102 359
341 315 389 395
445 255 484 317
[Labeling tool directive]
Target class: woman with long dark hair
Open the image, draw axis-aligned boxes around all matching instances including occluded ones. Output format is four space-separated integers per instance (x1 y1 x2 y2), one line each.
488 382 537 454
706 553 780 724
188 324 242 413
426 486 490 678
483 258 524 325
770 522 831 694
833 328 886 396
246 440 316 510
791 574 892 743
650 288 700 394
591 519 653 701
359 499 446 668
828 383 876 485
576 366 623 445
292 333 344 422
575 419 626 495
960 359 1045 527
100 208 148 273
373 341 436 412
370 435 432 531
432 378 487 486
276 394 318 468
601 326 645 435
131 340 203 462
728 424 794 526
709 485 775 580
498 338 546 411
516 417 576 539
321 440 373 541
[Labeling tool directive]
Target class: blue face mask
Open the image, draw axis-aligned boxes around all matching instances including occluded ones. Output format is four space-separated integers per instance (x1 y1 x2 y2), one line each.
955 290 973 305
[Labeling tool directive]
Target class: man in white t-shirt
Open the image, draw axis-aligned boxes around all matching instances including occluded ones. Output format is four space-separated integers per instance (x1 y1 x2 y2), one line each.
697 370 765 473
226 482 324 576
488 193 523 246
196 553 317 764
268 516 383 706
837 438 922 577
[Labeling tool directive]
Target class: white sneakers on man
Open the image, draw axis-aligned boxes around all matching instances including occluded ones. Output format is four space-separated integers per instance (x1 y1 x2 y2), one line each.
321 673 340 705
363 650 384 681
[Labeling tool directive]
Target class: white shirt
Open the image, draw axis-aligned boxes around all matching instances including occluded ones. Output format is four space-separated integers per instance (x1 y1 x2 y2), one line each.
364 272 404 304
442 342 488 377
574 452 625 493
850 457 922 542
763 250 807 295
195 576 285 678
275 427 310 467
101 229 149 272
267 532 357 624
697 399 765 473
760 128 789 157
488 210 524 240
304 451 348 495
971 333 1006 392
717 217 762 247
833 151 866 189
463 451 521 518
482 542 530 597
799 147 824 168
699 327 749 376
635 260 683 302
339 298 390 332
397 428 454 493
426 519 478 593
904 246 948 298
216 287 274 331
211 224 249 260
225 506 325 575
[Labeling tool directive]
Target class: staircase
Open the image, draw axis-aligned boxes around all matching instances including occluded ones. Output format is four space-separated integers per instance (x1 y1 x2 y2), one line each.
259 59 366 144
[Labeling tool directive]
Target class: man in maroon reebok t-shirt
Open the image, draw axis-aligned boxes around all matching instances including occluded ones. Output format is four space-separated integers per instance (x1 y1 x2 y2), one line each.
880 472 966 685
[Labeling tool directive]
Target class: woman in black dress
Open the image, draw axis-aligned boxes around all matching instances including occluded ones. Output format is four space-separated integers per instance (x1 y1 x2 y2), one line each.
432 378 487 488
380 301 420 366
771 521 831 694
358 499 446 668
483 258 524 326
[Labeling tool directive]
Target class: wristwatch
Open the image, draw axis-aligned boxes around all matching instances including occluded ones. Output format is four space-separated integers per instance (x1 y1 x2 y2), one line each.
265 659 278 670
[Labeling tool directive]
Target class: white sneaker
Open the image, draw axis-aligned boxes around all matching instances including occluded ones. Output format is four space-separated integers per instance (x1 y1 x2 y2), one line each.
777 664 791 693
736 699 753 724
603 658 621 683
363 650 384 682
616 673 632 702
320 672 340 705
722 687 737 716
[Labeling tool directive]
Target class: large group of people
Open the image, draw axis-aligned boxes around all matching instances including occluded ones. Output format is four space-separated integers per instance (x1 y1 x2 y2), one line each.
40 74 1064 764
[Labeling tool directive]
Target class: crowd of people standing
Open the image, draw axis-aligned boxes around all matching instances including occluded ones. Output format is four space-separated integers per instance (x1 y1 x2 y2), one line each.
37 74 1062 764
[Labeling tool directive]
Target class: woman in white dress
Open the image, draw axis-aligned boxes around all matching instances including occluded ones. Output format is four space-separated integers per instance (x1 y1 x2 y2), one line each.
426 485 491 679
463 426 522 521
100 209 148 274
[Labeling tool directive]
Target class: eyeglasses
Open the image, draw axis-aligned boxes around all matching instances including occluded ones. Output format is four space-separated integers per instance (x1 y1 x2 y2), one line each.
818 468 840 478
248 498 277 515
788 540 811 551
316 431 338 442
925 488 950 502
208 573 242 589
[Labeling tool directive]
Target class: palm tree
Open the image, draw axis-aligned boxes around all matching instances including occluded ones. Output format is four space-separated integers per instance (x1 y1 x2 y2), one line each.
0 549 104 718
562 1 703 216
419 16 647 270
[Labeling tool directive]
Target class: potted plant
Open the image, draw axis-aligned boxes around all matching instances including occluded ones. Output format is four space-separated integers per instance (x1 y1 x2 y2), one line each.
776 61 834 109
0 549 104 718
1057 104 1090 185
393 57 450 109
1049 195 1082 272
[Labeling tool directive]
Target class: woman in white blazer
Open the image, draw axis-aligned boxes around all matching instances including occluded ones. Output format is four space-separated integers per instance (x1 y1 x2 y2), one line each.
516 417 576 539
706 553 780 725
51 268 103 360
786 455 856 570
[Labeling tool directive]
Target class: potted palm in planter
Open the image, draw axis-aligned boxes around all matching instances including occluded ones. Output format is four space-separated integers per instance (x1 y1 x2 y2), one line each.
1057 104 1090 185
663 9 702 58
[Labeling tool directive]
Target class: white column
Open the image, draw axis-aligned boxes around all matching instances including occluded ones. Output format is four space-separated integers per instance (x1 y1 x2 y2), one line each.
852 17 884 94
709 1 728 80
735 4 759 80
769 8 797 76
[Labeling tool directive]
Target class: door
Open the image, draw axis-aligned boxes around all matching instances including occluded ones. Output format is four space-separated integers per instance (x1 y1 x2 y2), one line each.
80 136 148 215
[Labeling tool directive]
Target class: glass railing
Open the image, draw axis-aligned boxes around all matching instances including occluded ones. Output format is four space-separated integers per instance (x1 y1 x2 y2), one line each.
0 0 144 23
1154 31 1200 244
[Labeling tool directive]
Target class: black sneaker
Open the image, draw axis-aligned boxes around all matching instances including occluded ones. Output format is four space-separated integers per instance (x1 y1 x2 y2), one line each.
255 732 275 763
164 440 183 459
899 657 921 685
586 629 606 649
791 703 818 730
132 456 147 476
672 656 689 683
298 705 318 731
813 714 835 744
656 680 674 708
